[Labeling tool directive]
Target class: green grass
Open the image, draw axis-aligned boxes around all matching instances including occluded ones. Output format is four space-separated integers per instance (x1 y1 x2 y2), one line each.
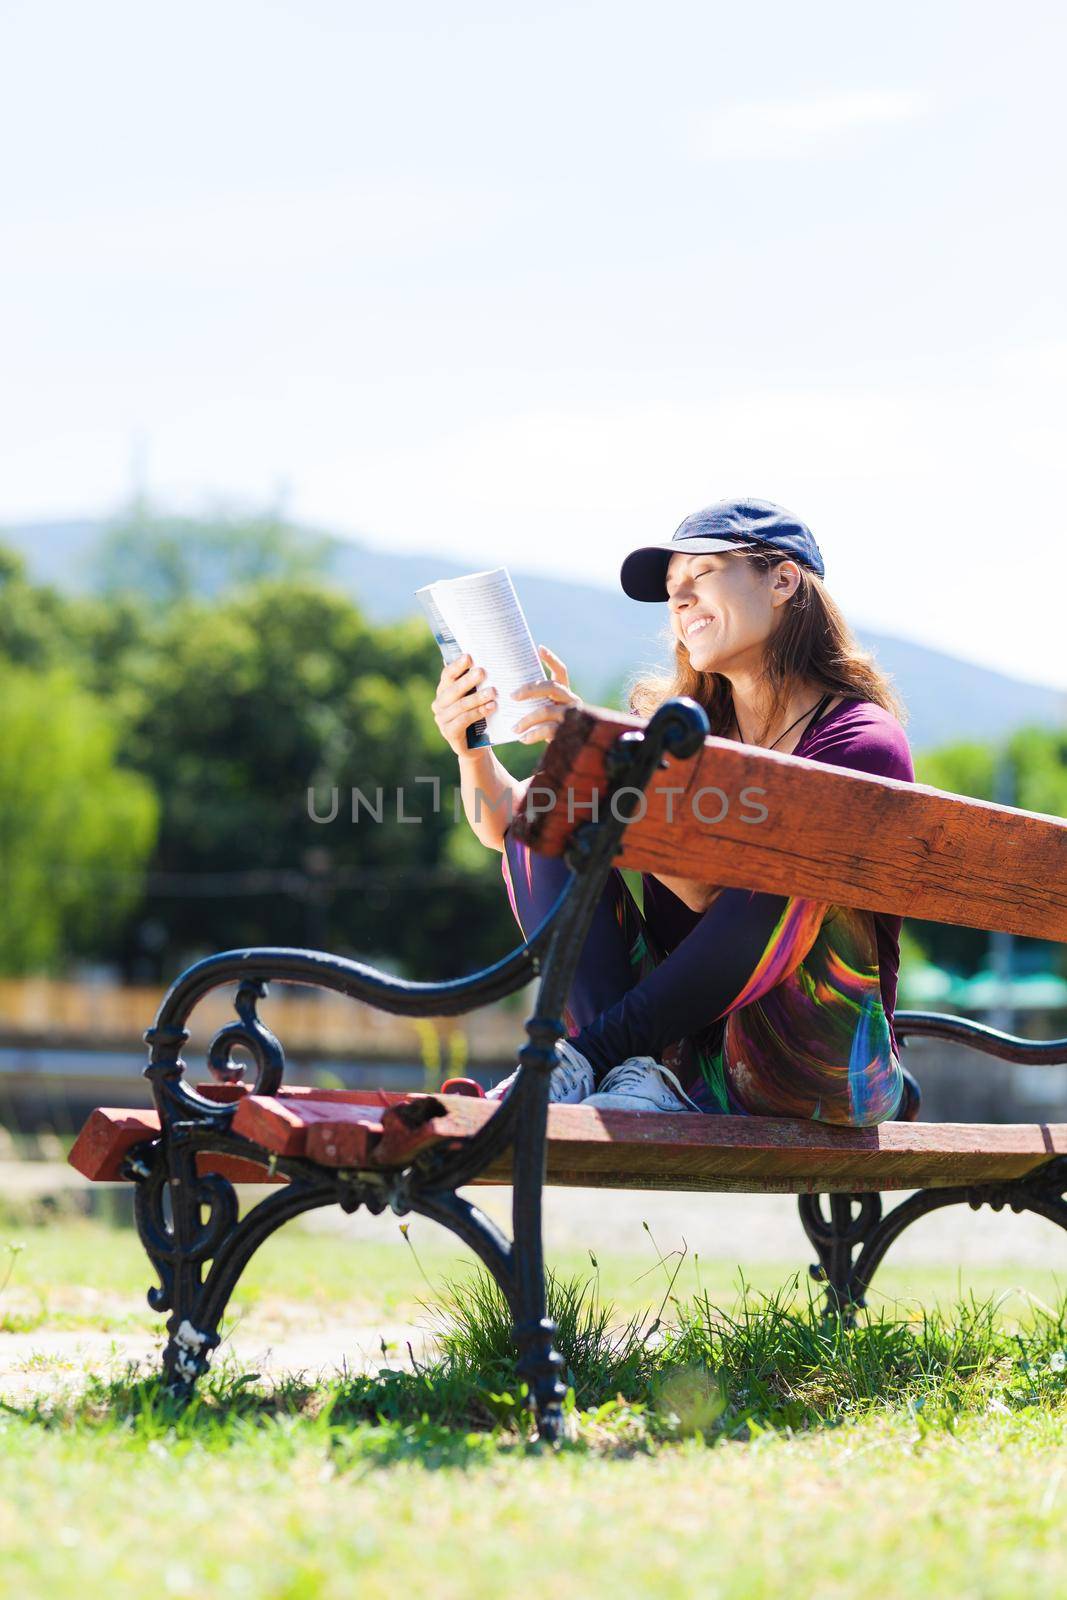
4 1279 1067 1597
5 1214 1067 1595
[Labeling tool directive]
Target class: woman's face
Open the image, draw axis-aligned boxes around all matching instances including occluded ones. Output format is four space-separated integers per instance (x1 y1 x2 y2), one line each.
665 550 800 675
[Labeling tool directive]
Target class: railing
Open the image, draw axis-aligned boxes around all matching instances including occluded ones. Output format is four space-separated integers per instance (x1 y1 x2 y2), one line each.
0 976 529 1067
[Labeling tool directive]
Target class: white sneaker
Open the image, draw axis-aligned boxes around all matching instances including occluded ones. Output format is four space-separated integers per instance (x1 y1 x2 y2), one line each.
582 1056 701 1114
486 1038 595 1104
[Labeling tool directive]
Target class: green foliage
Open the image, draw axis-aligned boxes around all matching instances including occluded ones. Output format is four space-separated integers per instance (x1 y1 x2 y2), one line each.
912 727 1067 975
105 581 519 976
0 665 158 972
1009 725 1067 819
917 728 1067 822
422 1265 659 1417
366 1266 1067 1439
917 740 997 804
0 551 78 672
0 520 540 979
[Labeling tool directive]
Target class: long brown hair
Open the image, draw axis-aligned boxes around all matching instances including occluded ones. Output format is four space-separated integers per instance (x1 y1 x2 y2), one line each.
627 546 905 740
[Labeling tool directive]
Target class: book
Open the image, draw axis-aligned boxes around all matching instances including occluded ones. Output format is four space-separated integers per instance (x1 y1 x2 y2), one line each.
415 567 554 749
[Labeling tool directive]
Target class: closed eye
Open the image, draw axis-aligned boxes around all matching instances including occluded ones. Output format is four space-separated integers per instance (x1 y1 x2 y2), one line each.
668 566 714 598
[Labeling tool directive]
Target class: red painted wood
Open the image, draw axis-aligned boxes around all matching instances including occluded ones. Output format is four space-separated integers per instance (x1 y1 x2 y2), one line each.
374 1096 489 1167
303 1109 385 1166
68 1107 280 1185
69 1108 159 1180
200 1153 282 1184
67 1088 406 1179
232 1095 390 1163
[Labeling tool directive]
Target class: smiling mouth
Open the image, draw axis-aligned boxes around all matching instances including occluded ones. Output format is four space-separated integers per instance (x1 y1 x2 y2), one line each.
684 616 714 639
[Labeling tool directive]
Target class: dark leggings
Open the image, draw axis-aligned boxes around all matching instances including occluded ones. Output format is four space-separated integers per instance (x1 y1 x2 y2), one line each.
500 825 904 1126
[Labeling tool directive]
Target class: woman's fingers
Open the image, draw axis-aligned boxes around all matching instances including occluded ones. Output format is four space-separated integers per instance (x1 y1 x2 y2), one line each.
432 647 578 752
514 706 567 741
537 644 570 687
512 677 575 703
434 662 489 713
443 689 497 730
430 653 499 752
512 666 581 745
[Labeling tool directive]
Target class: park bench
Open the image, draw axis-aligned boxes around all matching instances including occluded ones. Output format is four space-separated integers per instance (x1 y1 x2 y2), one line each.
69 697 1067 1442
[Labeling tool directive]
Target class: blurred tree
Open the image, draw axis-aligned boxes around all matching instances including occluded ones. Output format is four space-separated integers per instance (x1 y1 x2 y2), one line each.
0 543 78 670
1008 726 1067 820
112 581 540 980
913 728 1067 976
917 729 1067 815
0 665 158 973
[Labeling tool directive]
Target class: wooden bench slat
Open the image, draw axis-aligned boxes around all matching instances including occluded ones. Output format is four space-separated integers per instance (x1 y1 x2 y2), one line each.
67 1089 408 1181
375 1096 493 1167
305 1110 384 1166
70 1094 1067 1195
512 706 1067 943
69 1108 283 1185
69 1108 160 1181
231 1094 385 1161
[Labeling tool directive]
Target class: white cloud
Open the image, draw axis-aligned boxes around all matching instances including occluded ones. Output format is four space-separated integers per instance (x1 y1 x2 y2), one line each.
690 89 927 161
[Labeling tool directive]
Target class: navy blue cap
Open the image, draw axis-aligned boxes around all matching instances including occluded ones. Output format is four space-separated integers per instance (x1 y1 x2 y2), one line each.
620 498 825 601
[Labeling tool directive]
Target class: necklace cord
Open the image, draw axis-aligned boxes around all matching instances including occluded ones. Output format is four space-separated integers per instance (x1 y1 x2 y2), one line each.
731 692 833 751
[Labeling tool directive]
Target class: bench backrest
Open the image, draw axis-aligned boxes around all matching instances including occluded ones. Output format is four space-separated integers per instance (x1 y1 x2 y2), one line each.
510 705 1067 943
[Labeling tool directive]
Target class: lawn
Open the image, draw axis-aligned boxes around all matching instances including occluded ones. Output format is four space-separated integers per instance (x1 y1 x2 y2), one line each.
3 1208 1067 1597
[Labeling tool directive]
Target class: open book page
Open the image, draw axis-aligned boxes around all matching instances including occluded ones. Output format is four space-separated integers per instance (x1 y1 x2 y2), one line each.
415 567 553 749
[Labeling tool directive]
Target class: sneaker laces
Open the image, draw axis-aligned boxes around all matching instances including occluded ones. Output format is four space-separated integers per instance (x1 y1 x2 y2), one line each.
488 1040 592 1101
599 1057 702 1111
552 1057 588 1097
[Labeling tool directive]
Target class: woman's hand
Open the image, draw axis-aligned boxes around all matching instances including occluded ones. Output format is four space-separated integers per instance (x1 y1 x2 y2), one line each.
431 653 498 757
512 645 583 745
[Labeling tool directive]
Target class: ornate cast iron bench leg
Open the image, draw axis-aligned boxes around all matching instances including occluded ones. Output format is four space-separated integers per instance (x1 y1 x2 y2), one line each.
800 1158 1067 1322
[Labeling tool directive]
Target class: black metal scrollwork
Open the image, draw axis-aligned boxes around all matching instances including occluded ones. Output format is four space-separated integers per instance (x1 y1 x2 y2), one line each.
799 1159 1067 1321
129 1146 239 1316
207 978 285 1095
797 1192 884 1316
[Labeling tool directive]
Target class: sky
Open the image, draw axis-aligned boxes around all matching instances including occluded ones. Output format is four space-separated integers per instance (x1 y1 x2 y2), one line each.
2 0 1066 688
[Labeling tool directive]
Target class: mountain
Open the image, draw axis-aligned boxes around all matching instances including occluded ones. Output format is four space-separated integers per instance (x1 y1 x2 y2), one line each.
2 517 1063 753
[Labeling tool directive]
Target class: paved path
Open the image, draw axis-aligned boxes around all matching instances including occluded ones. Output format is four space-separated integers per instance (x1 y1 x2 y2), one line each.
342 1181 1067 1271
0 1319 437 1405
6 1161 1064 1265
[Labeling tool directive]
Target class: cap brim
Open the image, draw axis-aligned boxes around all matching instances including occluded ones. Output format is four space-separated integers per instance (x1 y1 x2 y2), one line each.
619 539 754 601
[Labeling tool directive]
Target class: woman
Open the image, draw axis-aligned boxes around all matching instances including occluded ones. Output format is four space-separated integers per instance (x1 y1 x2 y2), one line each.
430 498 914 1126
